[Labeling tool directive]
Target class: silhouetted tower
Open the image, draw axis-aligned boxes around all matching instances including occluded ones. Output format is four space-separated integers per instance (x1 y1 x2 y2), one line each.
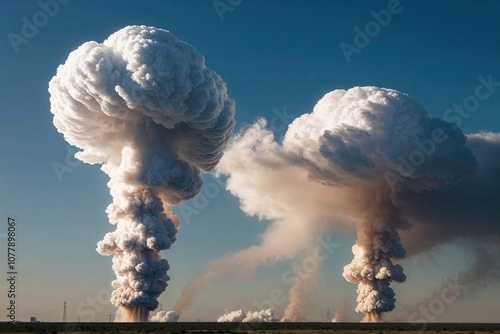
107 314 113 322
62 301 67 322
326 308 331 322
159 302 163 312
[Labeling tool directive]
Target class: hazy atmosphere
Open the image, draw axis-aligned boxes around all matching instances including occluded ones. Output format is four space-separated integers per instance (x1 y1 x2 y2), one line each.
1 0 499 324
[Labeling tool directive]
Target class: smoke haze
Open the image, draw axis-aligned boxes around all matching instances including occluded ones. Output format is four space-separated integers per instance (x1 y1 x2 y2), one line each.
331 300 347 322
391 241 500 322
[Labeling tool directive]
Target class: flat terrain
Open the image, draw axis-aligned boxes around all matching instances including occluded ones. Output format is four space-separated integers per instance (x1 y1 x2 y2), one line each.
0 322 499 334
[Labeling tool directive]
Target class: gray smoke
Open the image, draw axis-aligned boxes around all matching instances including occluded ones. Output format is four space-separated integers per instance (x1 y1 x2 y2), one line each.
391 241 500 322
48 25 235 322
399 132 500 254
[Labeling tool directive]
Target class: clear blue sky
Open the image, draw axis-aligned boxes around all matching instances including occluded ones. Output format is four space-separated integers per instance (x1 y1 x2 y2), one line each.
1 0 499 322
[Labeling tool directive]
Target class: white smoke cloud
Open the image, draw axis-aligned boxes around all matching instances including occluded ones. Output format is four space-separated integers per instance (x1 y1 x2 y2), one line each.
217 309 278 322
150 311 179 322
48 25 235 321
216 309 246 322
176 86 498 322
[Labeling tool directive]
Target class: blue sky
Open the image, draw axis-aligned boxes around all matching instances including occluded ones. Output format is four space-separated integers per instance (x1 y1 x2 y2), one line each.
1 0 499 322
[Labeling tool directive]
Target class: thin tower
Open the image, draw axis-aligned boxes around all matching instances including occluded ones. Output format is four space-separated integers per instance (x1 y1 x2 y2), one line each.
326 308 331 322
159 302 163 312
62 301 67 322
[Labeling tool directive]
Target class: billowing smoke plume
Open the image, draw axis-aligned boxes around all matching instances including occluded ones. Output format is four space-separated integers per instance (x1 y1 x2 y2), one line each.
331 300 347 322
48 25 235 322
217 309 279 322
217 309 245 322
150 311 179 322
175 86 500 321
283 87 475 321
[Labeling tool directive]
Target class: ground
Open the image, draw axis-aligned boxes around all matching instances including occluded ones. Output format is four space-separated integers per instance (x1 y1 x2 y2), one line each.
0 322 499 334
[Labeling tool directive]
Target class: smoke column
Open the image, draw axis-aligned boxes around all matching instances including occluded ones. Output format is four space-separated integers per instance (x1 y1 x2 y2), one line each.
342 205 407 322
281 245 320 322
200 86 480 321
297 87 477 320
331 300 347 322
48 25 235 321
